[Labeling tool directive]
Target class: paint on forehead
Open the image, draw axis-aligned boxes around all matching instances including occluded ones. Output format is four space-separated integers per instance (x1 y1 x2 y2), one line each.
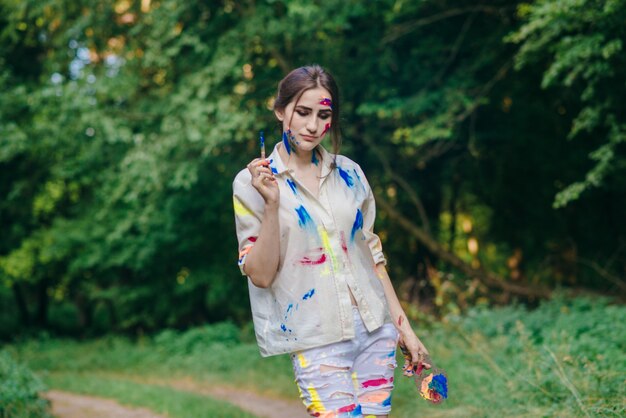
319 97 332 108
351 209 364 241
337 166 354 188
302 288 315 300
286 178 298 195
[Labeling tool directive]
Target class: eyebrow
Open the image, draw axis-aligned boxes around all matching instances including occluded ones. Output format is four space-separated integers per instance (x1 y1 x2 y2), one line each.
295 105 332 112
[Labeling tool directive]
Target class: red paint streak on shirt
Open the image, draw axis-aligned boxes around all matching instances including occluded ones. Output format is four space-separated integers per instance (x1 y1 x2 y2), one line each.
337 404 356 413
340 231 348 254
299 254 327 265
248 236 258 242
362 377 390 388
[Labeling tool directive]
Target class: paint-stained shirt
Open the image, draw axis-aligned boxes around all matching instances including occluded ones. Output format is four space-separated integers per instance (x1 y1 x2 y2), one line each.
233 142 392 357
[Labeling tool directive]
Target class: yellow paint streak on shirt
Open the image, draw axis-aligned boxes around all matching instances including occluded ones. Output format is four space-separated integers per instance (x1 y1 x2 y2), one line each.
307 386 326 414
318 226 338 273
233 196 253 216
351 371 359 392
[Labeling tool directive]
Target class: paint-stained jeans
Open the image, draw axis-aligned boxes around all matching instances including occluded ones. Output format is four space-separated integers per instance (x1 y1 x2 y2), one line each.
291 306 399 417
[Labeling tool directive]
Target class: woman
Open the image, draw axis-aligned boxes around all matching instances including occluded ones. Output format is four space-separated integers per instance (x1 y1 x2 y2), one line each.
233 65 429 418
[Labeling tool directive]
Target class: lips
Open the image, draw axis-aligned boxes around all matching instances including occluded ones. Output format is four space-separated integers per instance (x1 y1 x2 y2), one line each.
301 135 317 141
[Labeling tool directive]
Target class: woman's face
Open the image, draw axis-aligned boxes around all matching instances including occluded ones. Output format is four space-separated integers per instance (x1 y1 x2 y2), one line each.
275 86 333 154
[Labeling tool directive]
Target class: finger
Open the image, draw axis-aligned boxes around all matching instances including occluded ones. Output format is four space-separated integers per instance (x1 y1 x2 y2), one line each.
254 159 271 167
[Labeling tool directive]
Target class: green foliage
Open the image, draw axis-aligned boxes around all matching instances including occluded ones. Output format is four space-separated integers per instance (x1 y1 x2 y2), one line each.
11 296 625 417
0 351 51 418
0 0 624 337
507 0 626 207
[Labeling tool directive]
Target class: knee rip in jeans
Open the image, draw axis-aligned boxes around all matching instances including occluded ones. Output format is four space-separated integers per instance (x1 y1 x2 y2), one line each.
319 363 350 375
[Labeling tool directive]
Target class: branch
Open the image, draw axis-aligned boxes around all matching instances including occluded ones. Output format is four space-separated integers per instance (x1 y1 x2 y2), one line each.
382 6 504 44
363 137 432 234
376 194 552 299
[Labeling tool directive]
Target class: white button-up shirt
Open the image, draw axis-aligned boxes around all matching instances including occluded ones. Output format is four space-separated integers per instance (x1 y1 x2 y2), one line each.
233 142 392 357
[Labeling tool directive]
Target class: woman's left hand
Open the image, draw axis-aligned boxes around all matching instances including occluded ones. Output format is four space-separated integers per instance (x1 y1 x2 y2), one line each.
398 329 430 377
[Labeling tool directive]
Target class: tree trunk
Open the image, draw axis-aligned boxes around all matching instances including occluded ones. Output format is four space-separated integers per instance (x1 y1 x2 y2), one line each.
12 282 30 326
35 279 48 327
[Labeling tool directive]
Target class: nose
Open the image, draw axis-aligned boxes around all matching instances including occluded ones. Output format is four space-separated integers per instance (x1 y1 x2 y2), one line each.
305 115 317 133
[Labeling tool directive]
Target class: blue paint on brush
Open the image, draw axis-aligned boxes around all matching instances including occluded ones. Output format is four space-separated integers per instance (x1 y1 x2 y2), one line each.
338 166 354 187
302 289 315 300
351 209 363 240
295 205 314 229
286 178 297 195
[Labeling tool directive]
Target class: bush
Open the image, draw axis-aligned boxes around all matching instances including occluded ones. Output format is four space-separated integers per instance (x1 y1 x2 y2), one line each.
0 350 51 418
154 321 241 355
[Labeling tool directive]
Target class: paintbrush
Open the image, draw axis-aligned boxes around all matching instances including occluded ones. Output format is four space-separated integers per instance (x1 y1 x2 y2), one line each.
260 130 265 159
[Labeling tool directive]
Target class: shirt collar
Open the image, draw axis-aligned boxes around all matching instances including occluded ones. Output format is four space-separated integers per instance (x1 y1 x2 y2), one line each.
267 142 335 177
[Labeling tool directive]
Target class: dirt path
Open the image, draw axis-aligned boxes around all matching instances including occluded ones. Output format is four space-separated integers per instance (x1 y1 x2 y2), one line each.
44 376 308 418
146 376 308 418
44 390 167 418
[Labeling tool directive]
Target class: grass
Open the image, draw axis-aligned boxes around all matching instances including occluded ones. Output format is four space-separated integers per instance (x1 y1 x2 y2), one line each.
9 294 625 418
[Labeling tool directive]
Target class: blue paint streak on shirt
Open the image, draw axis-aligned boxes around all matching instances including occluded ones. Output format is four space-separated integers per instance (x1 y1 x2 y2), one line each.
351 209 363 241
295 205 314 230
280 323 287 332
269 158 278 174
302 289 315 300
382 394 392 407
282 131 291 155
338 166 354 187
311 150 319 166
286 178 297 195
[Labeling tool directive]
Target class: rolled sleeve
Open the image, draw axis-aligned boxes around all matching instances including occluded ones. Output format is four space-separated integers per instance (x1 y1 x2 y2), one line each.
358 165 387 266
233 170 265 276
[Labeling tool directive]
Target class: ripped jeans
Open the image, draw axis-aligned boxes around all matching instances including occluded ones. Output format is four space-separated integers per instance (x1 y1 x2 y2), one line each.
290 306 399 417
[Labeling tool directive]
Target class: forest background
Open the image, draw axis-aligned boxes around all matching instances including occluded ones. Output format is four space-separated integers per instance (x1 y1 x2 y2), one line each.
0 1 625 417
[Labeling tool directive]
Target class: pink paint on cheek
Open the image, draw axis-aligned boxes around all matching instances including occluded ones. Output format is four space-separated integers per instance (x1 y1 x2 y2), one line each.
321 122 331 137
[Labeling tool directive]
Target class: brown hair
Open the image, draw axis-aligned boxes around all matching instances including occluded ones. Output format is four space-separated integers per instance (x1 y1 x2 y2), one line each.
273 65 341 165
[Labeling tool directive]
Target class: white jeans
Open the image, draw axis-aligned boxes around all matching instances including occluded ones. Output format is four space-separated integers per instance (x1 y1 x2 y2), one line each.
290 306 399 417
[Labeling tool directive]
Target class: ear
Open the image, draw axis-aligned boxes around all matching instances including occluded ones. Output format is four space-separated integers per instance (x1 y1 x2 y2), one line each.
274 108 285 122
